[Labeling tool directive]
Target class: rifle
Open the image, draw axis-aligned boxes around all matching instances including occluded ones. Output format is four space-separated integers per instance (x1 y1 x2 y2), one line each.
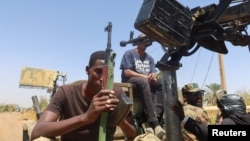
99 22 133 141
98 22 116 141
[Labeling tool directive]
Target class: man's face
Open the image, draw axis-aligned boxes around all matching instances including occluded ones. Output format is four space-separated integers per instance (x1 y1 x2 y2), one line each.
184 91 204 108
137 42 150 51
87 59 105 88
137 34 152 51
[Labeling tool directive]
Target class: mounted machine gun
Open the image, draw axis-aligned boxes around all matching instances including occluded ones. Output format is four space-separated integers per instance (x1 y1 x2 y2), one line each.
121 0 250 141
132 0 250 66
190 0 250 54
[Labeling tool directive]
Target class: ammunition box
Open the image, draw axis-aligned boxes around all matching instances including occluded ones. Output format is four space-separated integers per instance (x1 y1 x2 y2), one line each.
134 0 193 47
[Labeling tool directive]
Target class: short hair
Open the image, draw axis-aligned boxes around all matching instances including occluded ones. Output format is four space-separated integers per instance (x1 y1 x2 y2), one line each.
88 51 105 67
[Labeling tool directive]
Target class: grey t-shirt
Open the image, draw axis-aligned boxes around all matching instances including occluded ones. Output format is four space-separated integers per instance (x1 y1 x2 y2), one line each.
120 49 157 82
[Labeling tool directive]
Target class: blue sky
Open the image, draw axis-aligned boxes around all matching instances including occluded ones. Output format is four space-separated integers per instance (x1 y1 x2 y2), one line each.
0 0 249 107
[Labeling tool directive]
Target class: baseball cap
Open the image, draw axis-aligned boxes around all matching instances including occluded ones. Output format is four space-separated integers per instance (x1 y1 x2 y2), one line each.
182 83 204 93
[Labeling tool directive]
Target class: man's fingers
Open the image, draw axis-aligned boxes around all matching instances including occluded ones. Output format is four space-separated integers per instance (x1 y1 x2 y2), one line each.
96 89 115 98
105 104 118 111
105 98 119 110
106 98 119 104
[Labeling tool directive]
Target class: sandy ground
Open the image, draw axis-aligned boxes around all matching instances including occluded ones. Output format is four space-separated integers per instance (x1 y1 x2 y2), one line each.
2 107 248 141
0 112 125 141
0 108 218 141
0 112 36 141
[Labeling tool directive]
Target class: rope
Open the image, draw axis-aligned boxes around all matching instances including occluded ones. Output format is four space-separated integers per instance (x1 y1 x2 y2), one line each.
201 52 215 89
190 48 201 82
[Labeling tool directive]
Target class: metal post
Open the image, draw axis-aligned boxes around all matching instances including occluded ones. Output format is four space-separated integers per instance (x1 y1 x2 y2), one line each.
156 53 183 141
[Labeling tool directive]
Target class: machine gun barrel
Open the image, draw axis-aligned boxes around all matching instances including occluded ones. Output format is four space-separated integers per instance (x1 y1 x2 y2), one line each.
120 35 154 47
195 1 250 24
218 1 250 24
192 0 250 51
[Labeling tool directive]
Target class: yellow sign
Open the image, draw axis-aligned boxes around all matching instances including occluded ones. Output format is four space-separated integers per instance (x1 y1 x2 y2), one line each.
19 67 58 89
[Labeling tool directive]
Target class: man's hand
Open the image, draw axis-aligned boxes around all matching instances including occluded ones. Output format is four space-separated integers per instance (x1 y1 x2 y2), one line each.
172 101 185 121
148 73 157 85
86 89 119 123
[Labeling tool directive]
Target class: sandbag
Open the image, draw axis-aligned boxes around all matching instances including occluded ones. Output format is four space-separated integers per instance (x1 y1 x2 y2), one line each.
133 133 161 141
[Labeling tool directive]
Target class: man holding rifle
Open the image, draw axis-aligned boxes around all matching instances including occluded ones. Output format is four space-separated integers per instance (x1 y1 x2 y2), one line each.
31 51 137 141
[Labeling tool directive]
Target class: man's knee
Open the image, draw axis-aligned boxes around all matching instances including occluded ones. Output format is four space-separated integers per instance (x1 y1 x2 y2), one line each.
137 78 150 89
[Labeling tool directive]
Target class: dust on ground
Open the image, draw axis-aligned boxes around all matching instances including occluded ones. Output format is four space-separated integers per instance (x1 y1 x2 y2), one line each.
0 112 36 141
0 111 125 141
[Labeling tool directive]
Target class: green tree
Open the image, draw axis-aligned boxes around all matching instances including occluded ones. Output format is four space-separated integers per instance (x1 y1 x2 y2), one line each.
203 83 223 106
235 89 250 105
39 96 49 111
0 104 5 112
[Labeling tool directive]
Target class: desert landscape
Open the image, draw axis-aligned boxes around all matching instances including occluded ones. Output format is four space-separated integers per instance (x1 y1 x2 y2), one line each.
3 106 247 141
0 111 36 141
0 111 126 141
